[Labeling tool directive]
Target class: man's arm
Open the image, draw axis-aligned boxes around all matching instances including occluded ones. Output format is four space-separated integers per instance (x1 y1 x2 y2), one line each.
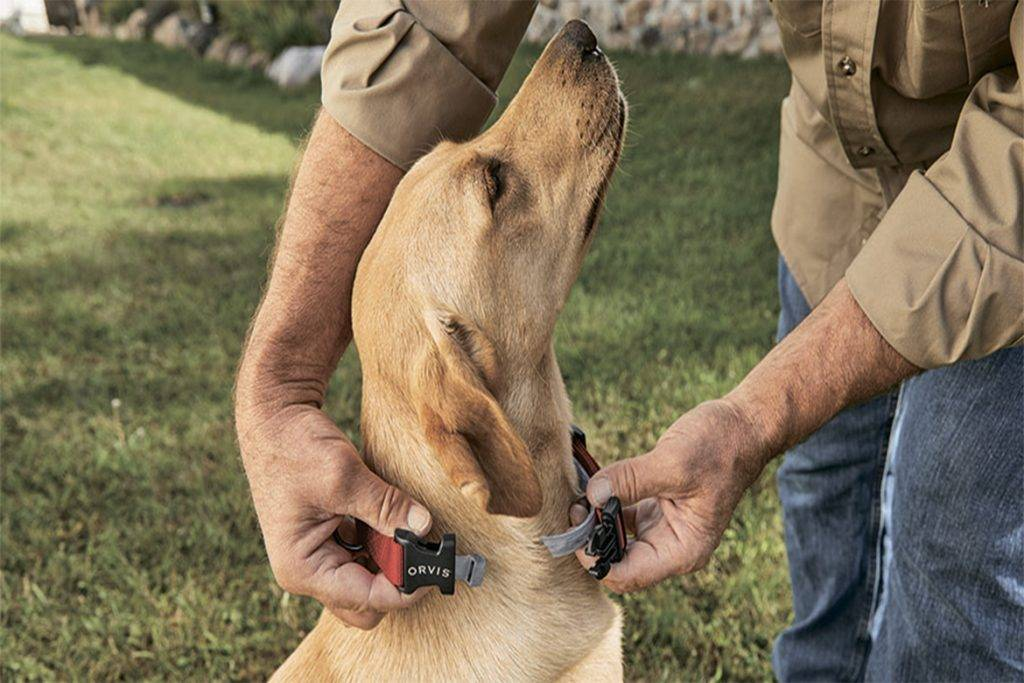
235 111 432 630
572 279 919 593
844 5 1022 367
573 5 1023 591
236 0 534 628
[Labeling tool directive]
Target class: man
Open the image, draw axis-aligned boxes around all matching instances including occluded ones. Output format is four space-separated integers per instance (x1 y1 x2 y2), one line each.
234 1 1023 679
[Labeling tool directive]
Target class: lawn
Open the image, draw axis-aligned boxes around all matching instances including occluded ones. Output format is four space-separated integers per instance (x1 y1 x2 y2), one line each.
1 33 791 680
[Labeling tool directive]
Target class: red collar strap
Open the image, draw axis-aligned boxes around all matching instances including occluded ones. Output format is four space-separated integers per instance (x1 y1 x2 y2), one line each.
334 426 626 594
558 426 627 579
333 520 484 595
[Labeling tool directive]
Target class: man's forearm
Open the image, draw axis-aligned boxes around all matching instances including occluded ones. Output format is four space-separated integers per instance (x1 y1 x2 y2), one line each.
726 278 921 467
235 111 403 428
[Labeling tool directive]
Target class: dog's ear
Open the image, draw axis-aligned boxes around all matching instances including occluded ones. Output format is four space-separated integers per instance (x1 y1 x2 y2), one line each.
414 310 542 517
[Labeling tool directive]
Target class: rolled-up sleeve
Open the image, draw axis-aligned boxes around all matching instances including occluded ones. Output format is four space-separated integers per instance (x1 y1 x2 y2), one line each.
320 0 536 170
845 5 1024 369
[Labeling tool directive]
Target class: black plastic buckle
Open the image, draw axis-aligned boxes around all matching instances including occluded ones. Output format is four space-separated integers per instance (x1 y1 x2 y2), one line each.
570 423 587 445
585 496 627 580
395 529 457 595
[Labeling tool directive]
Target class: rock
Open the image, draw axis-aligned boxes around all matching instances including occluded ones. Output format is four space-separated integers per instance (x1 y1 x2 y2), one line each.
659 7 686 36
712 18 755 56
688 26 715 54
517 0 782 57
266 46 326 89
1 0 50 35
750 0 774 21
183 20 216 55
525 5 560 44
246 50 271 71
668 32 687 53
638 25 661 49
587 1 621 42
705 0 731 30
681 2 701 24
153 13 215 55
89 22 113 37
114 8 147 41
623 0 650 29
204 33 234 62
755 19 783 56
225 42 250 68
559 0 583 21
73 0 106 36
140 0 177 33
151 13 189 49
43 0 77 30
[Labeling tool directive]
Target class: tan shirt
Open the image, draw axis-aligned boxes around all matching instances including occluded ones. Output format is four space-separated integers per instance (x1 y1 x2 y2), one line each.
322 0 1023 370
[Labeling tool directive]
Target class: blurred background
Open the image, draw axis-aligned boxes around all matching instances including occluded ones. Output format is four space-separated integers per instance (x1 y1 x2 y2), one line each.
2 0 791 679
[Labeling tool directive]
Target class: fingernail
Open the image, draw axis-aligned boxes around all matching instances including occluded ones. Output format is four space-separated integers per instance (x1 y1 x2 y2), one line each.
589 477 612 506
570 504 587 525
407 505 431 534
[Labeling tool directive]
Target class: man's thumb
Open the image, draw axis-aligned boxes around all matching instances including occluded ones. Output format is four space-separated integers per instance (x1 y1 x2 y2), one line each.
346 463 432 537
586 452 662 509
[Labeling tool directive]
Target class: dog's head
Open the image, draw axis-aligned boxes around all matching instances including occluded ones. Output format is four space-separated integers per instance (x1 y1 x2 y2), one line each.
353 21 626 519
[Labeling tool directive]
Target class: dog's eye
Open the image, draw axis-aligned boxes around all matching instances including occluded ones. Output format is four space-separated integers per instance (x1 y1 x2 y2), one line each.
483 159 504 209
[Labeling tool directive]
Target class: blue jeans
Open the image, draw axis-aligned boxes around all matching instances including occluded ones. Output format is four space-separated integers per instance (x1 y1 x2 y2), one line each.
771 257 1024 682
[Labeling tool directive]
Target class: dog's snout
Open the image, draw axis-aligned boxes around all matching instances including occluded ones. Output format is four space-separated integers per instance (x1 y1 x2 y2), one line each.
562 19 599 56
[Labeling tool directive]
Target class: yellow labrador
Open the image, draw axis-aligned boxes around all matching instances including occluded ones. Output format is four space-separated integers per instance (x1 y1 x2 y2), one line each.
274 20 628 681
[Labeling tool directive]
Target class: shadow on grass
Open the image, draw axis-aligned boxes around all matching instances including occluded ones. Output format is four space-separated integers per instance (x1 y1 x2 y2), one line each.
1 174 288 413
33 36 321 140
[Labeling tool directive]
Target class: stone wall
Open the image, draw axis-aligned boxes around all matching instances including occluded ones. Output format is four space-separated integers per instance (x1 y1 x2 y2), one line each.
526 0 782 58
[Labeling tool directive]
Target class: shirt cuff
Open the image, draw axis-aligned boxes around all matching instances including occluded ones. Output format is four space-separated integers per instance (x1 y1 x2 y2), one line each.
846 172 1024 369
320 1 498 170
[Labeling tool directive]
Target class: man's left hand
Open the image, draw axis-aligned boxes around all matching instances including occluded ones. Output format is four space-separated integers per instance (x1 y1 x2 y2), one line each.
570 279 919 593
571 399 766 593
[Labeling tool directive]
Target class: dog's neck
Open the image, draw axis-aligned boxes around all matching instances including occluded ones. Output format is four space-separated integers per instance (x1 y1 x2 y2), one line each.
316 348 616 682
360 346 579 550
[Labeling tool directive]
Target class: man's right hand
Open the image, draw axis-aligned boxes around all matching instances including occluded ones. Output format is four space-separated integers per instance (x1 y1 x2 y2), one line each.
237 404 431 630
235 111 412 629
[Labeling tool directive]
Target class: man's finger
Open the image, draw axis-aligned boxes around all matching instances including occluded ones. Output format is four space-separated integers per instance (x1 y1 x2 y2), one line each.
621 502 640 535
585 451 669 509
341 460 432 537
573 534 675 592
573 544 599 574
305 544 429 623
569 503 587 526
600 520 706 593
330 606 385 630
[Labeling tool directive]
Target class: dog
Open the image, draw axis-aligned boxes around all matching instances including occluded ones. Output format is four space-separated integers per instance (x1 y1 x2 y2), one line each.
273 20 628 681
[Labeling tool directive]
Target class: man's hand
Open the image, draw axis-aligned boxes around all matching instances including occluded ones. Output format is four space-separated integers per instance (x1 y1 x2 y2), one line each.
238 405 431 630
235 111 424 629
571 400 763 592
573 279 919 592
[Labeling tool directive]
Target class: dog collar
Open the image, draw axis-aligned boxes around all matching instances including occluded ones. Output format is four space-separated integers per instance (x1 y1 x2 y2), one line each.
333 520 485 595
334 426 626 594
540 426 627 580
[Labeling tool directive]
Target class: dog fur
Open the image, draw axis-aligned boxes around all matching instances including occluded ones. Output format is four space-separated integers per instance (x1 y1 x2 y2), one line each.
273 22 628 682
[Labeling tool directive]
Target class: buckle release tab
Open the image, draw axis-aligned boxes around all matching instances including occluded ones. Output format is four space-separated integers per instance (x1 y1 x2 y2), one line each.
395 529 486 595
584 496 626 579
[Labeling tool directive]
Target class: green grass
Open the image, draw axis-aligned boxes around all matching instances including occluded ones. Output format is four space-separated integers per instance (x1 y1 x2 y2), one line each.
1 34 791 680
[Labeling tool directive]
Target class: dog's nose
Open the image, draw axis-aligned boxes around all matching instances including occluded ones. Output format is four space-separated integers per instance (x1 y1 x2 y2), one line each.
562 20 600 56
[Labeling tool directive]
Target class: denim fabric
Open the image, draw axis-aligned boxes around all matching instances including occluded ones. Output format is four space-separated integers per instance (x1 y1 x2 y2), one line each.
771 256 1024 682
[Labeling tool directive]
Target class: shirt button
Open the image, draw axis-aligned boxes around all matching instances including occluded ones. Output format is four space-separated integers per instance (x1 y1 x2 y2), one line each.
838 56 857 77
857 146 874 157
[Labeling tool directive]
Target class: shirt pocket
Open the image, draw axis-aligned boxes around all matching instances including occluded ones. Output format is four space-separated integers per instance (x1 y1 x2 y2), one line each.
959 0 1016 85
770 0 823 38
888 0 969 99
